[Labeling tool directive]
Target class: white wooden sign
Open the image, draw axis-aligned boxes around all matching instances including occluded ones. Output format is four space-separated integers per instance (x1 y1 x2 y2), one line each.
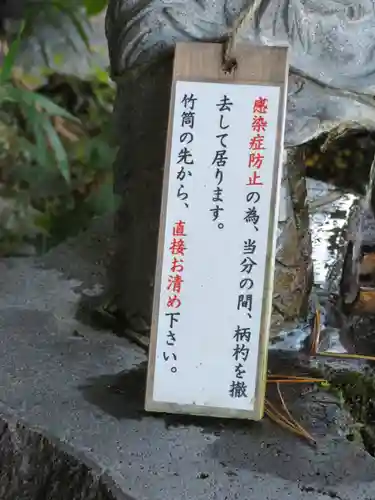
145 43 288 420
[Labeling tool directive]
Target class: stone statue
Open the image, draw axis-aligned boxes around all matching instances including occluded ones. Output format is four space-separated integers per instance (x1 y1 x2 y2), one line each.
105 0 375 339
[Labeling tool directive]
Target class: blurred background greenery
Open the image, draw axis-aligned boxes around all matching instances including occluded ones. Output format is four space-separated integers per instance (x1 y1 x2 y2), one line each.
0 0 116 256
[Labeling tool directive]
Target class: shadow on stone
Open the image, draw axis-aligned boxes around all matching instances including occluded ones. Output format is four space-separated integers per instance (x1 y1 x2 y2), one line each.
75 292 144 348
76 292 118 333
79 362 258 434
79 362 148 420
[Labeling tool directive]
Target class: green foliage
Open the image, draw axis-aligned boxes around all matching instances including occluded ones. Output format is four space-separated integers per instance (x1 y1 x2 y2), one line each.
83 0 108 16
0 0 116 256
0 17 80 183
328 370 375 455
1 84 78 182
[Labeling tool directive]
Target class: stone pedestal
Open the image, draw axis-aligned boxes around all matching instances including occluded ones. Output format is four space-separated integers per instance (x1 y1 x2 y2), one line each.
108 58 174 334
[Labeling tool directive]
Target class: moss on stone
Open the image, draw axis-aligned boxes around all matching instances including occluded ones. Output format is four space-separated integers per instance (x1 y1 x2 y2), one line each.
328 370 375 455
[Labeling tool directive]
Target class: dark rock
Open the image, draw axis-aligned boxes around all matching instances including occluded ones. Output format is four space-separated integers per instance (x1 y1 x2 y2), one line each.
0 409 132 500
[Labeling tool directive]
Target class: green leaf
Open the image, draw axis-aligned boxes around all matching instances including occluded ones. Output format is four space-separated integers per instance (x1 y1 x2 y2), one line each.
25 104 48 169
0 21 25 83
93 65 110 84
33 212 53 233
83 0 108 16
52 53 64 67
0 83 15 104
42 119 71 183
5 86 80 122
29 92 80 121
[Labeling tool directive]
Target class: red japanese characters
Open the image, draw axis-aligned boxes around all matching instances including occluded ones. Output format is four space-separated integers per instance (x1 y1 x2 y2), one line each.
167 221 186 310
247 96 269 187
163 220 187 373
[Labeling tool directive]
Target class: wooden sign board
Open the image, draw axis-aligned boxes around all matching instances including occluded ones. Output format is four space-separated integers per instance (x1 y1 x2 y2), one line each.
145 42 289 421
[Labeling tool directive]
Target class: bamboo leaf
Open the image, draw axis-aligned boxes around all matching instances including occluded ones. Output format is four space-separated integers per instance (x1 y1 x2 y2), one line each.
28 92 79 121
0 21 25 83
42 119 71 182
25 104 49 169
5 86 79 122
0 83 15 104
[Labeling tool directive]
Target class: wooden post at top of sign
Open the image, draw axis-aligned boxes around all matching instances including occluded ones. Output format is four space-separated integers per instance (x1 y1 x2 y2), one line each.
172 42 288 84
145 42 289 421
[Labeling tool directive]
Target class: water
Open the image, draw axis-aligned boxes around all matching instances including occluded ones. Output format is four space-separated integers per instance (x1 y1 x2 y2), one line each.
270 180 358 352
307 179 357 287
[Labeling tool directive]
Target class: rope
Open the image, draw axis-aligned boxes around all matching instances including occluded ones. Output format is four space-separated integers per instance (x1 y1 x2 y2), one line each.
222 0 264 72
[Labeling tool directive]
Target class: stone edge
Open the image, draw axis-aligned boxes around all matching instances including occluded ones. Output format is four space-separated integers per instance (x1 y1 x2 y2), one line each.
0 400 136 500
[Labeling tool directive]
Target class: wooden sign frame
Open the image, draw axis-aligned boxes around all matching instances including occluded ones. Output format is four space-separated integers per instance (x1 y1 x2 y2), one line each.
145 42 289 420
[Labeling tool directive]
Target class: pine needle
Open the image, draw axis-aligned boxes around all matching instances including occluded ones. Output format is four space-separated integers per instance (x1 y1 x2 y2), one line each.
276 382 316 445
310 305 321 355
264 377 321 445
268 378 325 384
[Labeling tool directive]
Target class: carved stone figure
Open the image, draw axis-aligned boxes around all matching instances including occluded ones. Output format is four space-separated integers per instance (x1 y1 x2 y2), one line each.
105 0 375 338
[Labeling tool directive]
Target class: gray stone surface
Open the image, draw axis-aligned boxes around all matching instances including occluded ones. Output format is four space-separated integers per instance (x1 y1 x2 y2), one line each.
0 404 129 500
1 219 375 499
14 10 109 85
105 0 375 146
